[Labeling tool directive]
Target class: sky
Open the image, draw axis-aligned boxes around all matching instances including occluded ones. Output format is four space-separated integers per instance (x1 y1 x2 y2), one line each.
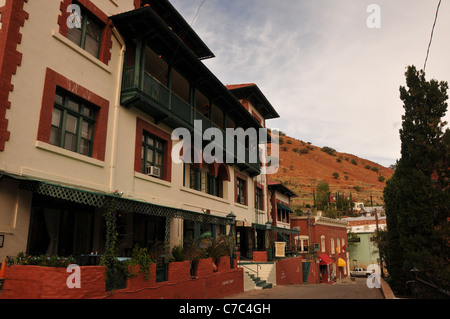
169 0 450 167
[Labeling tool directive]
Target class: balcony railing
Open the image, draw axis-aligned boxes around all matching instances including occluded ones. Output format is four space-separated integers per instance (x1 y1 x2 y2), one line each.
121 66 260 174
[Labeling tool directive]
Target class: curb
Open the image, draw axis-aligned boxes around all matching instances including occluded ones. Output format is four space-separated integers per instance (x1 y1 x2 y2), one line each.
380 278 395 299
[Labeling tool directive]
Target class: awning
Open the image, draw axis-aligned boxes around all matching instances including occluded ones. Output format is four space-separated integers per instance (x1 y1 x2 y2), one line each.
14 174 233 225
338 258 346 267
277 202 294 213
318 254 333 265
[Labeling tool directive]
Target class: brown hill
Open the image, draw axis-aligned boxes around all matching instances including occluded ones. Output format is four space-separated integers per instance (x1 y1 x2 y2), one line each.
267 134 394 209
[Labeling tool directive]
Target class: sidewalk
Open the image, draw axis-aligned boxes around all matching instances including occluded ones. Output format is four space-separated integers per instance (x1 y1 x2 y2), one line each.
225 277 384 299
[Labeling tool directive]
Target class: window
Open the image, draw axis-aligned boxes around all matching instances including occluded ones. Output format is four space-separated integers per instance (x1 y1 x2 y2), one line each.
135 118 172 182
50 91 96 156
236 177 246 205
189 165 201 191
67 4 102 58
255 186 263 210
321 235 326 253
331 238 335 254
141 133 164 178
207 174 220 197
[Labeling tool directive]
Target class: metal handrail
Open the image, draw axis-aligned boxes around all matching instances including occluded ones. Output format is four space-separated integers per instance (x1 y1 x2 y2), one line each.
237 255 261 280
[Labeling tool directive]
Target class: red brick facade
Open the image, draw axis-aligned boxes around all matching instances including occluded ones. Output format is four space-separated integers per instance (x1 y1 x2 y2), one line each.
291 216 349 283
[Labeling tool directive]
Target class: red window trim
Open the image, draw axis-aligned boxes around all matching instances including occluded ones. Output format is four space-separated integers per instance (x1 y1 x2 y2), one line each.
37 68 109 161
57 0 112 65
135 117 172 182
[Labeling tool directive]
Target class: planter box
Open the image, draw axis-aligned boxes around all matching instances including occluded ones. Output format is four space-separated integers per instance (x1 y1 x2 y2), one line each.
1 265 105 299
196 258 214 277
168 260 190 282
127 263 156 290
253 251 267 262
217 256 231 273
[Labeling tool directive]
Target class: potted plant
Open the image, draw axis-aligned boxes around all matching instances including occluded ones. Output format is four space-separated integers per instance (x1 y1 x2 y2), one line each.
204 236 230 272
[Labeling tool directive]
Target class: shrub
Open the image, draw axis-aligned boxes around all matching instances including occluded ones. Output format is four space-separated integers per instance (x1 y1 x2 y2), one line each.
371 166 379 173
321 146 336 156
365 165 371 169
299 148 309 154
351 159 358 165
332 172 339 179
13 252 76 267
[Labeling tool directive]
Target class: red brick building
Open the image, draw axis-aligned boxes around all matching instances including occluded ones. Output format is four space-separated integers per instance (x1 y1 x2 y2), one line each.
291 215 349 283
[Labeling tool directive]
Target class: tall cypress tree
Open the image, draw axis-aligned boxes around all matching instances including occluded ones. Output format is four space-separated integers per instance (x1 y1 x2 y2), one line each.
384 65 449 294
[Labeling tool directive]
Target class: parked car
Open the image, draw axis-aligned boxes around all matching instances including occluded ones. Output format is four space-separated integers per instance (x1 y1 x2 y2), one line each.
350 267 373 277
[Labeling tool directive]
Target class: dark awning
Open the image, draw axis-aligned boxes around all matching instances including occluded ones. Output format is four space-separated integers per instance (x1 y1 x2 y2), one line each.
15 175 232 225
277 202 294 213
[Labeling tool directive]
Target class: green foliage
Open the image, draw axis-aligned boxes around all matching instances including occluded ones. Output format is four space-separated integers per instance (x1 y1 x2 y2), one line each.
315 181 330 210
126 245 153 280
321 146 336 156
332 172 339 179
171 244 185 262
384 65 450 294
299 148 309 154
203 235 231 263
13 252 76 267
351 159 358 165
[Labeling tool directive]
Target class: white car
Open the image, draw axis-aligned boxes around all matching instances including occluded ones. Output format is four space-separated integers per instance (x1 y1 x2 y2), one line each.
350 267 373 277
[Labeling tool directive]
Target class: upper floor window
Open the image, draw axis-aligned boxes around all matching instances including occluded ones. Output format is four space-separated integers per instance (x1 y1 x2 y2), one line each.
236 177 246 205
188 164 222 197
134 118 172 182
141 133 164 179
255 186 263 210
67 6 102 58
50 91 96 156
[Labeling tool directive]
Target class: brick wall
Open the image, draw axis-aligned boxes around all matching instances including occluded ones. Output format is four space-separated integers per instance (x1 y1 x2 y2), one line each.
275 256 302 285
0 265 105 299
253 251 267 262
0 258 243 299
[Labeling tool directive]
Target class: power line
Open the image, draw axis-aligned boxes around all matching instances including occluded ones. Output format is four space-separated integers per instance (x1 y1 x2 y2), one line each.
424 0 442 72
190 0 207 26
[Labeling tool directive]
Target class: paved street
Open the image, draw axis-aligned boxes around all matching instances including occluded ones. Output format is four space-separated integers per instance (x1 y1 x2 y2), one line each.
224 277 384 299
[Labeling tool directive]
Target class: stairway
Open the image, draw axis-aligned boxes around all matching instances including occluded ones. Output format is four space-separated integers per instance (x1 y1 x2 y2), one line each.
246 272 273 290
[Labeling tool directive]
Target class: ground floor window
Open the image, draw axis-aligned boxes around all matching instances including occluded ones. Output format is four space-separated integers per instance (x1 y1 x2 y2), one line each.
27 194 96 257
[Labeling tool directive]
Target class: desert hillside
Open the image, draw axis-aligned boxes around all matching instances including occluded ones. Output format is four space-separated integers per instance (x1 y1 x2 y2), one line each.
267 133 394 209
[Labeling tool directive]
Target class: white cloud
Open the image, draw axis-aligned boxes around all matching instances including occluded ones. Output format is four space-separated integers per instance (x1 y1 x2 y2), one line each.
170 0 450 167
